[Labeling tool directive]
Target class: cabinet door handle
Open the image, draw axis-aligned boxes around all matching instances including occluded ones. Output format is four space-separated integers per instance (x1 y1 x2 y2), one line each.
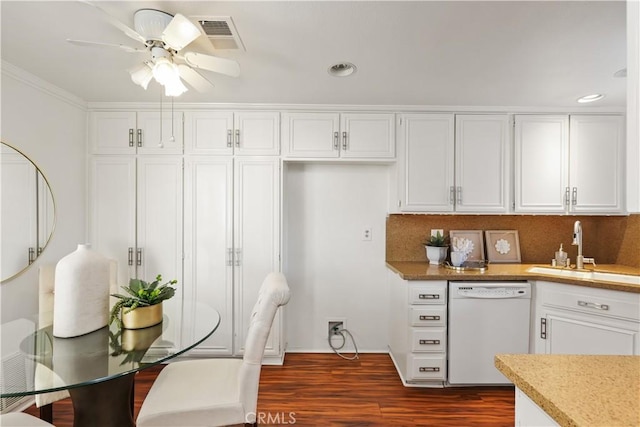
227 130 232 148
564 187 570 207
129 129 135 147
235 129 240 148
419 367 440 372
136 248 143 266
419 315 441 321
227 248 234 266
540 318 547 339
342 131 347 150
128 247 134 266
418 294 439 300
572 187 578 206
333 131 339 150
28 247 35 265
137 129 143 147
578 300 609 311
235 248 241 266
449 186 455 205
419 339 441 345
456 186 462 205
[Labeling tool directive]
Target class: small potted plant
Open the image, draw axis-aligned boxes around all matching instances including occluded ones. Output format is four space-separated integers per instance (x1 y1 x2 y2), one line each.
424 231 449 265
109 274 177 329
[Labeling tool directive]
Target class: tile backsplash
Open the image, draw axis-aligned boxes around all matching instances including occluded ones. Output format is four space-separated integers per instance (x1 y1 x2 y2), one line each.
386 213 640 268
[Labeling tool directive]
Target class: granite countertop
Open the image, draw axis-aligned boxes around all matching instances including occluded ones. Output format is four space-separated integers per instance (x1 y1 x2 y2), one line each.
386 261 640 293
495 354 640 427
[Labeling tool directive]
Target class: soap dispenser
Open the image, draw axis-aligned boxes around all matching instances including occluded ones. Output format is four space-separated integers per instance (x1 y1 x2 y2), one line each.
555 244 567 267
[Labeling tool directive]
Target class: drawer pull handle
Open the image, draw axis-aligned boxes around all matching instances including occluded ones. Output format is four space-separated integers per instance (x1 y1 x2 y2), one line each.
419 339 440 345
419 367 440 372
419 294 439 300
419 315 441 321
578 300 609 311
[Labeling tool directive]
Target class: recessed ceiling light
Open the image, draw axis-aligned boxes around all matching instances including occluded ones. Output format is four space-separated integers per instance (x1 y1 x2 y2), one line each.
577 94 605 103
328 62 357 77
613 68 627 78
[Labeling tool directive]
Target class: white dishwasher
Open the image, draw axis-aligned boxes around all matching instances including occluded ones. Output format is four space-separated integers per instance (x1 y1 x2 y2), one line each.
448 281 531 385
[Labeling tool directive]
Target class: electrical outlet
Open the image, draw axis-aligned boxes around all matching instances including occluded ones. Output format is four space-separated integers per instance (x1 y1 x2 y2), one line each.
363 228 372 241
328 321 344 336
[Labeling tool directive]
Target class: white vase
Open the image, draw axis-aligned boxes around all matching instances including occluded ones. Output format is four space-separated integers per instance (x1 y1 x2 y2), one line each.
425 246 448 265
53 244 111 338
450 251 468 267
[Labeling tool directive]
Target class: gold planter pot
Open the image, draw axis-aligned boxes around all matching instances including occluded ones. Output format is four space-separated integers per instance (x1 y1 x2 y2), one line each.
121 303 163 330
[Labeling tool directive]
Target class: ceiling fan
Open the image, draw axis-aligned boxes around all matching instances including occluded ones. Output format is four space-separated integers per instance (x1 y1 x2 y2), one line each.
68 3 241 96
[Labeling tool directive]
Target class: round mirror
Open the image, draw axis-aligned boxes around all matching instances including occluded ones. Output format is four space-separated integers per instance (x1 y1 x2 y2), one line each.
1 142 55 282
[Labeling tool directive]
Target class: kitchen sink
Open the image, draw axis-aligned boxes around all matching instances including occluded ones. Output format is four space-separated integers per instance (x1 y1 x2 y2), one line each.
527 266 640 285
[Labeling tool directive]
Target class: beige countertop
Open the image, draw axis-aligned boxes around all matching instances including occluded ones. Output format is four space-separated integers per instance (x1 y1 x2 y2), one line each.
386 261 640 293
495 354 640 427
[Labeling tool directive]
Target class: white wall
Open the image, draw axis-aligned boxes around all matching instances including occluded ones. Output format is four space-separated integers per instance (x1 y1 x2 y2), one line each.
627 0 640 213
284 162 390 352
0 63 87 323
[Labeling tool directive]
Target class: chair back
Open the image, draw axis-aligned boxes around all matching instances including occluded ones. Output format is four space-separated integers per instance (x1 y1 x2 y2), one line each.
238 272 291 423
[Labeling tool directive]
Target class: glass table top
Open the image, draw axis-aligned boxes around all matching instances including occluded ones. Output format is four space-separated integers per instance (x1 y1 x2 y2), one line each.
0 301 220 397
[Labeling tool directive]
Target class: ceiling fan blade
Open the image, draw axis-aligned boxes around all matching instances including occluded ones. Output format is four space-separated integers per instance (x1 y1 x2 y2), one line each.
66 39 146 54
180 52 240 78
79 0 147 45
162 14 202 52
177 65 215 92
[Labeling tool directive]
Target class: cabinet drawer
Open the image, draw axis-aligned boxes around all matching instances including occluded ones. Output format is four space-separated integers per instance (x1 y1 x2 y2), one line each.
408 355 447 380
409 282 447 305
410 306 446 327
411 328 446 352
540 283 640 322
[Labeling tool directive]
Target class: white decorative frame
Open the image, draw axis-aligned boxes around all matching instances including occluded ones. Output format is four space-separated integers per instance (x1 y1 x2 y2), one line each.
485 230 521 263
449 230 485 261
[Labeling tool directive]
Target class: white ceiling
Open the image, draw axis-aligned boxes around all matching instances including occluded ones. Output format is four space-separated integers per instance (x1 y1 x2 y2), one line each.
0 1 627 108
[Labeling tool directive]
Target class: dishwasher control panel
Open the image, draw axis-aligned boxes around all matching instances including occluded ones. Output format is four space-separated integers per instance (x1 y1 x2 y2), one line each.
450 282 531 299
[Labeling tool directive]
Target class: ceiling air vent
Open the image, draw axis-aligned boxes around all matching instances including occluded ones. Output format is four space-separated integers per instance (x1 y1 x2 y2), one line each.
196 16 245 51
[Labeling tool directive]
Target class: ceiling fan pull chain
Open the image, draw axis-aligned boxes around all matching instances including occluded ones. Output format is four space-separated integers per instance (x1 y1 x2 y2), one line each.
170 96 176 142
158 88 164 148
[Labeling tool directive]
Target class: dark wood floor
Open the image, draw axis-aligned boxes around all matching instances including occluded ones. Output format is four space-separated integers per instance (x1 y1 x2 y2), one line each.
23 353 514 426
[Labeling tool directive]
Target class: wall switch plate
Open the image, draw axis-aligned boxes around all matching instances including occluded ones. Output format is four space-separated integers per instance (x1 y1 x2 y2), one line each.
363 228 372 241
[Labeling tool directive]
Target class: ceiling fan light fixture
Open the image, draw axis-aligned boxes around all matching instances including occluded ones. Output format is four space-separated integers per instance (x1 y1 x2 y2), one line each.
129 62 153 90
165 77 189 97
152 57 178 85
162 13 201 51
577 93 605 103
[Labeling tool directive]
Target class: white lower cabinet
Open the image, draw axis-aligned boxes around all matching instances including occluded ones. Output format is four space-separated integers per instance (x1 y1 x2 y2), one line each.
388 272 447 385
515 387 559 427
534 281 640 355
182 156 282 361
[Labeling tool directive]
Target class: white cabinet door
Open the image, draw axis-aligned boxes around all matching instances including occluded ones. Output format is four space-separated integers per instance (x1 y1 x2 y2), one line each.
282 112 395 159
184 111 234 155
282 112 341 158
183 157 234 355
455 115 510 212
234 112 280 156
89 156 137 286
90 111 183 155
340 113 395 158
398 114 455 212
514 115 569 213
90 112 137 155
569 115 624 213
234 158 281 357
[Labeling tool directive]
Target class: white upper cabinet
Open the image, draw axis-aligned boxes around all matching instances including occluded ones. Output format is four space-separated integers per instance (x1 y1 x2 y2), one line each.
90 111 183 155
282 112 395 159
184 111 280 156
398 114 455 211
515 115 624 214
455 115 510 213
398 114 509 212
569 115 624 213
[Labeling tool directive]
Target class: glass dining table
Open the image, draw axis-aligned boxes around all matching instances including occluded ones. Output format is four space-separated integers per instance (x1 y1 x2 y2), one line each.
0 301 220 427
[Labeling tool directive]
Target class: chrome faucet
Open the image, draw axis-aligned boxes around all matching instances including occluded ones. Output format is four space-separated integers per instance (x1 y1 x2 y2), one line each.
572 220 596 269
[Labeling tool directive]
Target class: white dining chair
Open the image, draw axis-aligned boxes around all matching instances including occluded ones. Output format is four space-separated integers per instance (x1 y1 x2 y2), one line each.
137 272 291 427
0 412 55 426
